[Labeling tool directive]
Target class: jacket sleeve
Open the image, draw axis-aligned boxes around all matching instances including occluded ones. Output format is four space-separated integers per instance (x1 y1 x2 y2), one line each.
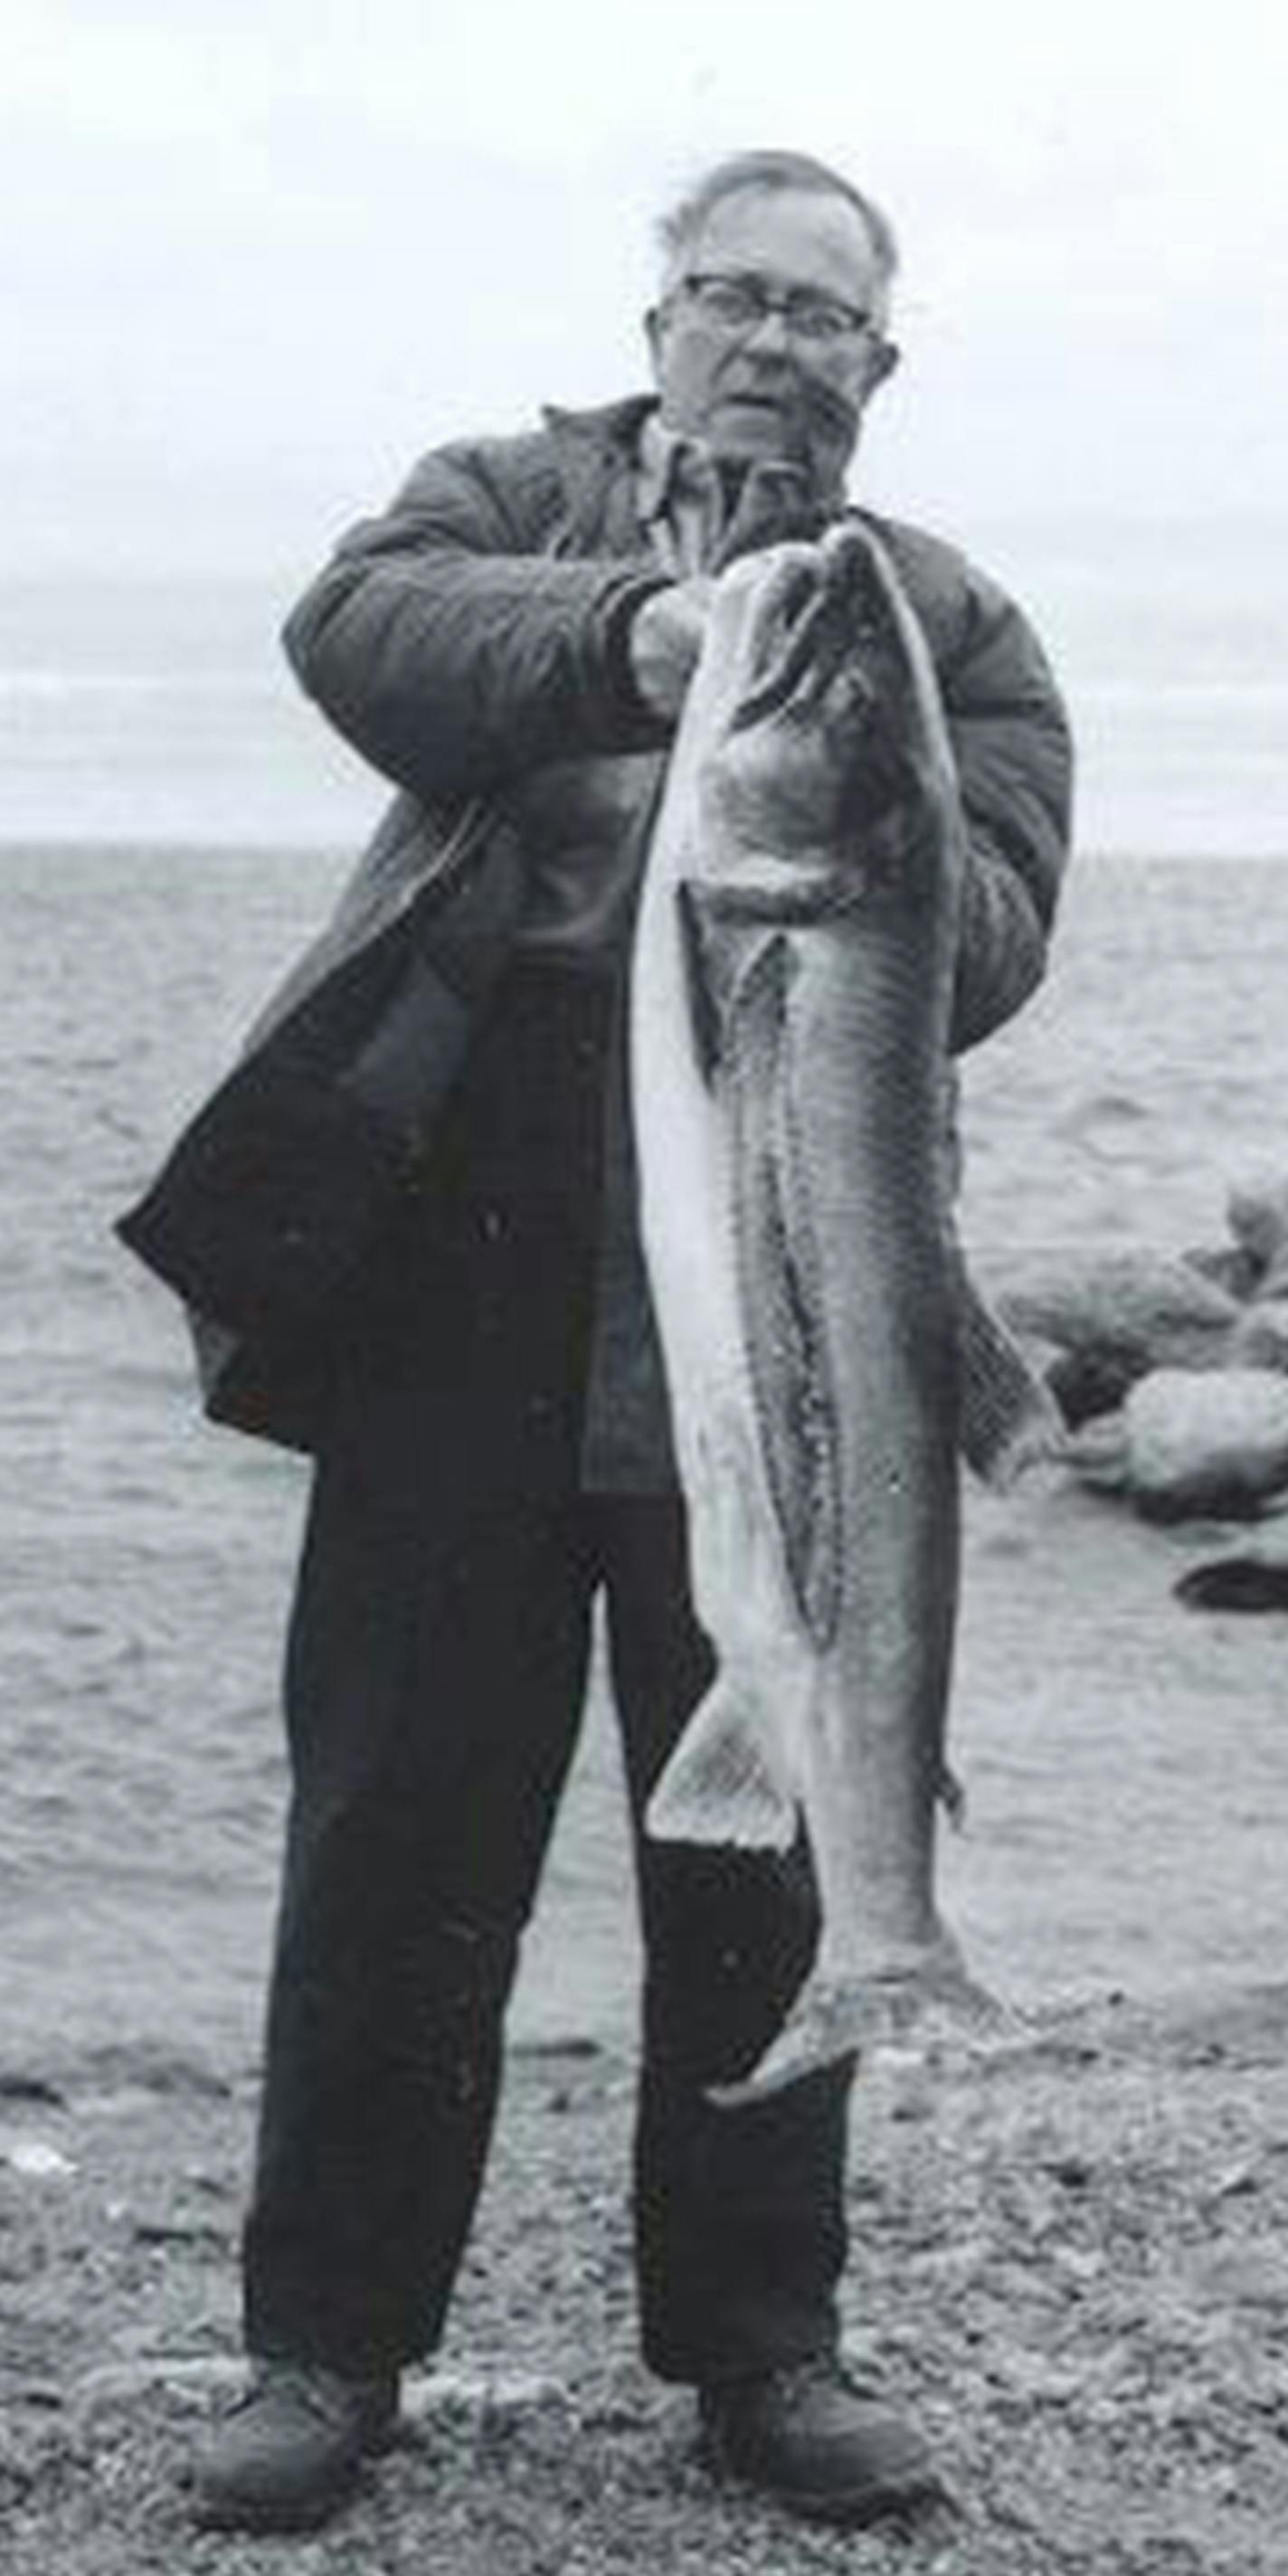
282 433 670 804
939 560 1074 1052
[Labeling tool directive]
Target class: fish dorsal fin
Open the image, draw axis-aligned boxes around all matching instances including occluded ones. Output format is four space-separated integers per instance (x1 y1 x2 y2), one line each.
647 1678 798 1852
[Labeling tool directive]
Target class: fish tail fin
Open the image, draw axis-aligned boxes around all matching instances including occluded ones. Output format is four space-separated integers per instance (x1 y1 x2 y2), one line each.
708 1940 1009 2107
646 1677 798 1853
710 1972 864 2105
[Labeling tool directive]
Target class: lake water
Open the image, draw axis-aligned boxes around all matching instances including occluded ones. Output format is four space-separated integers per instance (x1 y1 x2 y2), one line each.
2 516 1286 858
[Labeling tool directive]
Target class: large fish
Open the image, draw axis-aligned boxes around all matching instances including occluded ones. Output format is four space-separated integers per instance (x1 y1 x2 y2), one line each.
631 519 1002 2104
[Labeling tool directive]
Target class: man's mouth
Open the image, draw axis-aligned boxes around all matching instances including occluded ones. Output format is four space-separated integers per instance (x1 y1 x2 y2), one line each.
722 386 791 410
715 390 800 431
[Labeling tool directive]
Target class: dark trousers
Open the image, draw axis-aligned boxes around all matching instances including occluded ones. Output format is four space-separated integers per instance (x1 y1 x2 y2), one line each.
242 1456 854 2383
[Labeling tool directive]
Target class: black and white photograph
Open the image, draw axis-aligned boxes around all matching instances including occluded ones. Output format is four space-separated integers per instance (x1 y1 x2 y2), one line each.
3 5 1286 2568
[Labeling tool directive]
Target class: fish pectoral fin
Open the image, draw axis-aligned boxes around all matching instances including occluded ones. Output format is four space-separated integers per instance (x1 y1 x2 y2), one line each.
954 1255 1064 1486
646 1679 798 1852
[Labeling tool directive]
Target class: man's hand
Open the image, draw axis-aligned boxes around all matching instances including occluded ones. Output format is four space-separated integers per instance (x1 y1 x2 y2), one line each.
628 578 713 721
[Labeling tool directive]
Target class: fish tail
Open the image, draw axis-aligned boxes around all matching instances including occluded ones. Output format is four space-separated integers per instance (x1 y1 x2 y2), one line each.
708 1942 1008 2107
646 1674 798 1853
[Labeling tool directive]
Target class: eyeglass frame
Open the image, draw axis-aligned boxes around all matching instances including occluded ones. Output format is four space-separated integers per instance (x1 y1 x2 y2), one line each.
672 268 886 350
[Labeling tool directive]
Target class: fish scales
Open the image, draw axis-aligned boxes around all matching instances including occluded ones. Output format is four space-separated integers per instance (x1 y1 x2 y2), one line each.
631 523 998 2100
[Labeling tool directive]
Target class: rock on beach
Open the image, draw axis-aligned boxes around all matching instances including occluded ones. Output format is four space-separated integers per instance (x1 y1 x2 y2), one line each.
1228 1293 1288 1372
1068 1368 1288 1523
996 1180 1288 1411
992 1179 1288 1508
1227 1174 1288 1285
1174 1552 1288 1610
997 1248 1242 1378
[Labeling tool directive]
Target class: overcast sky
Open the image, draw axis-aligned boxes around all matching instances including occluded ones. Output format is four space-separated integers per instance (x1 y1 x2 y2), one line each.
5 0 1283 583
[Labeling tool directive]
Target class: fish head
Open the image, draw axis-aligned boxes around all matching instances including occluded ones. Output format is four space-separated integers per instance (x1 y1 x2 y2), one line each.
694 521 963 902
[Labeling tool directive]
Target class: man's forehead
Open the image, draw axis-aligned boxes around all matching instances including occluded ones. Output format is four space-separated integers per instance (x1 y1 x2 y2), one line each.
673 185 885 298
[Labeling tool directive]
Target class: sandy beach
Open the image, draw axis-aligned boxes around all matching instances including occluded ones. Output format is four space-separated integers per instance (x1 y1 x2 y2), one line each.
4 1961 1288 2572
4 844 1288 2569
4 1462 1288 2573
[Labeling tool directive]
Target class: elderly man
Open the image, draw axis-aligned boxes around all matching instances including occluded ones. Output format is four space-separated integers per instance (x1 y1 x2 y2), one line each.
121 147 1071 2533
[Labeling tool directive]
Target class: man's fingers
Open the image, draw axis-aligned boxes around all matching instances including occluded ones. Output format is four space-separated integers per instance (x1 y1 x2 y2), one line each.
629 582 711 719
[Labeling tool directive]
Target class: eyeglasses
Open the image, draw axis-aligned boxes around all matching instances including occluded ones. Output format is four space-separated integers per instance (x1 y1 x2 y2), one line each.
677 270 877 348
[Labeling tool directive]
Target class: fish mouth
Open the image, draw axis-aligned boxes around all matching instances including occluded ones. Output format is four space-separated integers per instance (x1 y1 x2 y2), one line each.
729 526 870 734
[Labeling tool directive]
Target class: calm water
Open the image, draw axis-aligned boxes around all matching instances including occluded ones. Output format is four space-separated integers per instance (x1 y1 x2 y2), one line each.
3 841 1287 2073
2 521 1287 857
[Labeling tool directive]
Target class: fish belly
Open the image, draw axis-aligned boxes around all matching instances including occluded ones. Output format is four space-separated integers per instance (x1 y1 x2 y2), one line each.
631 725 813 1850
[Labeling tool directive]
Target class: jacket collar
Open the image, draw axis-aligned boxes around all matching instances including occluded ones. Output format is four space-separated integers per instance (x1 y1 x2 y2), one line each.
540 393 857 528
540 394 660 520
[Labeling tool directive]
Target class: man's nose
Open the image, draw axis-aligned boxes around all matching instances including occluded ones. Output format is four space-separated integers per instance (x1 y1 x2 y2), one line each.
743 304 794 354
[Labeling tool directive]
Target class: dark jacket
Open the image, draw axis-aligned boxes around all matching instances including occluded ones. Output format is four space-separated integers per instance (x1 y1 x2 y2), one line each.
118 395 1073 1456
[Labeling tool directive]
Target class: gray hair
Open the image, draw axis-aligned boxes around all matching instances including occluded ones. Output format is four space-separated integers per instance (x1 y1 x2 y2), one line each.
657 149 899 293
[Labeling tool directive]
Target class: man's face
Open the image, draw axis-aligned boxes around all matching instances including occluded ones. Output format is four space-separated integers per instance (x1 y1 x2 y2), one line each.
646 184 896 494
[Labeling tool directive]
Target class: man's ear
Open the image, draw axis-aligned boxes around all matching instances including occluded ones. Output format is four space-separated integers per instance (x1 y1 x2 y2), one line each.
644 304 667 381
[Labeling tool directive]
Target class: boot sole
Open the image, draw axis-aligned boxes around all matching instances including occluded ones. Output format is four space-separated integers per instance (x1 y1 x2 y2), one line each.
190 2455 369 2535
704 2431 951 2531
